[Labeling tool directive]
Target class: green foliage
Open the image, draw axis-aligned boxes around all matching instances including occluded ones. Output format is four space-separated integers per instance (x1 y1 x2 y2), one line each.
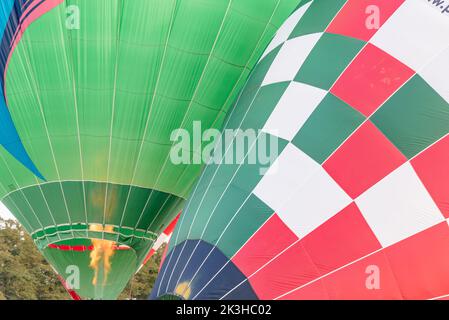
0 218 162 300
118 247 164 300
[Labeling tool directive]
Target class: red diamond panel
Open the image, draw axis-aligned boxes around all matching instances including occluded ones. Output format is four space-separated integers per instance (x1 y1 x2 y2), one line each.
321 251 403 299
302 202 381 275
411 135 449 218
385 222 449 299
323 121 407 199
331 43 415 117
248 241 319 300
232 214 298 278
326 0 405 41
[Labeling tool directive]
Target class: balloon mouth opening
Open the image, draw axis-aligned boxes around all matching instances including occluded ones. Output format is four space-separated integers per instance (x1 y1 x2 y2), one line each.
47 237 133 252
33 221 156 251
44 236 139 299
47 234 135 286
46 231 136 253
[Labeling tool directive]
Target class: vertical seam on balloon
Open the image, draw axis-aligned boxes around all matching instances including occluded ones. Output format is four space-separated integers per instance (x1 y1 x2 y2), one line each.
0 0 62 179
166 0 280 267
181 0 353 300
156 0 284 272
1 0 65 238
0 150 47 234
13 15 73 239
168 2 286 297
33 175 63 241
0 101 60 240
222 41 449 304
135 0 235 242
145 194 175 234
60 0 89 236
116 0 178 235
171 0 286 298
102 0 125 239
0 183 34 232
156 0 237 295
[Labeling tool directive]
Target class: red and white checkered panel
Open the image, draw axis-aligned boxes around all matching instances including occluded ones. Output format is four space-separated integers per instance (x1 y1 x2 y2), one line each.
262 82 327 140
230 0 449 300
262 33 322 86
260 1 314 60
330 44 415 117
141 214 180 267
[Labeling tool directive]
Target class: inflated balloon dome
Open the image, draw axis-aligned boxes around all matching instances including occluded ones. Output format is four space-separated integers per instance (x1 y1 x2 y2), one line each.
153 0 449 300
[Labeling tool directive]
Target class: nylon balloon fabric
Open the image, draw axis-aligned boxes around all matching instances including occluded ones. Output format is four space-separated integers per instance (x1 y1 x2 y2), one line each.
152 0 449 300
0 0 299 299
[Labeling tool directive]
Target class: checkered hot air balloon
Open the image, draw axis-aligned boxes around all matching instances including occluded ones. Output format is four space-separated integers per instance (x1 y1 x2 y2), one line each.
152 0 449 300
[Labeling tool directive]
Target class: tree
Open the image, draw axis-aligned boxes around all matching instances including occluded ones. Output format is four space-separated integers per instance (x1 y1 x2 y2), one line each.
118 246 165 300
0 218 69 300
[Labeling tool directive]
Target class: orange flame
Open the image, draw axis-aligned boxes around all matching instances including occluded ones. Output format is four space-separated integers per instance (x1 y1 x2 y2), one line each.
89 224 116 286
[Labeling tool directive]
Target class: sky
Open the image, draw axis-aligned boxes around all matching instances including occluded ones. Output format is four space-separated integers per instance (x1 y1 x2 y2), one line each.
0 201 15 220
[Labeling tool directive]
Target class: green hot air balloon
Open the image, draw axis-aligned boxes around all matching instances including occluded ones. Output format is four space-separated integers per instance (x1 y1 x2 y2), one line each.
0 0 299 299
